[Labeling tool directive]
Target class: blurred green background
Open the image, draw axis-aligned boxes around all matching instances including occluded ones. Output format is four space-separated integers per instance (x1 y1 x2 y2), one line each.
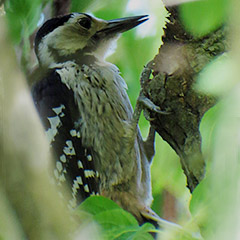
3 0 240 239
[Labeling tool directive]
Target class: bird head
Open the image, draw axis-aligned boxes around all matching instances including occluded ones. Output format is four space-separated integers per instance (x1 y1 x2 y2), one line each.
34 13 148 67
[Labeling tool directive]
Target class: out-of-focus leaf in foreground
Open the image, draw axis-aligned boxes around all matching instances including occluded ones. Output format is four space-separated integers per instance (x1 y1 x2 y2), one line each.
77 196 155 240
5 0 43 43
191 77 240 239
196 54 237 96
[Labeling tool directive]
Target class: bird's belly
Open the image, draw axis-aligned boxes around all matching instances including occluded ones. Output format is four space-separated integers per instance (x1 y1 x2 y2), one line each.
56 61 138 190
79 90 137 188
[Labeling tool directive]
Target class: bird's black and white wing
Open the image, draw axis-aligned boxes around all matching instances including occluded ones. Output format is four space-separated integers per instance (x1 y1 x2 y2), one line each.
32 69 99 208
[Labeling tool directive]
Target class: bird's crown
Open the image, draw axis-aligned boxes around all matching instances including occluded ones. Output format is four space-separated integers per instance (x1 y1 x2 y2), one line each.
35 13 148 67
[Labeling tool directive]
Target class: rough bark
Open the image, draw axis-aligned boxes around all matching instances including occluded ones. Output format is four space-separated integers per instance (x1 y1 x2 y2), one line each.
142 7 227 192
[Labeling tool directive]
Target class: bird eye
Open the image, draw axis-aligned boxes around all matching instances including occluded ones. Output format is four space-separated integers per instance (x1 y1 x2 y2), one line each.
79 18 91 29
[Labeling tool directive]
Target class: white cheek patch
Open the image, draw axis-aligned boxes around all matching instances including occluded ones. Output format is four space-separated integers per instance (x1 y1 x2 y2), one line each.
38 24 86 66
92 36 119 60
38 39 55 67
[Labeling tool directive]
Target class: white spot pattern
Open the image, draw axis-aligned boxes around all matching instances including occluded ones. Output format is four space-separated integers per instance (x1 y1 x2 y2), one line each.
76 176 83 185
60 154 66 163
59 174 66 182
46 116 61 142
70 129 77 137
60 112 65 117
72 179 80 195
84 184 90 193
63 140 76 155
84 170 95 178
78 160 83 169
52 104 65 115
56 161 63 172
87 155 92 161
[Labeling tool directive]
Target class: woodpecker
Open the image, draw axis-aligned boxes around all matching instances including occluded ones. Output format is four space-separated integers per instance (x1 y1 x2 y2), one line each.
31 13 161 225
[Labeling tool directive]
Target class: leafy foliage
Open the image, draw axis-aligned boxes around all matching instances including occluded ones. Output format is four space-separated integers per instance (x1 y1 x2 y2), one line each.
179 0 228 37
4 0 44 43
196 54 237 96
2 0 239 239
77 196 155 240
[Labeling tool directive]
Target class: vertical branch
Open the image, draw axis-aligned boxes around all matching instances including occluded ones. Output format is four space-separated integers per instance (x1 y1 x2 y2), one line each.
53 0 71 16
0 17 76 240
141 7 226 191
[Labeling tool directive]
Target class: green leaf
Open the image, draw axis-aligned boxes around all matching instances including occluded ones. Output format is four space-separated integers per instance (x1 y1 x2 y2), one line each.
114 230 153 240
195 54 237 96
94 209 138 228
71 0 95 12
77 196 155 239
189 178 208 216
179 0 228 37
78 196 121 215
200 102 222 155
96 213 154 240
5 0 42 43
106 225 154 240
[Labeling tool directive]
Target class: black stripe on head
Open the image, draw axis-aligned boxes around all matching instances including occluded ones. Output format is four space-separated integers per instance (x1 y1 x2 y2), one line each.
82 13 93 20
34 14 73 55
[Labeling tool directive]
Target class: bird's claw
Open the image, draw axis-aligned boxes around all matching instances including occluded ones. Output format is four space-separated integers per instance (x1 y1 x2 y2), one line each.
138 94 170 115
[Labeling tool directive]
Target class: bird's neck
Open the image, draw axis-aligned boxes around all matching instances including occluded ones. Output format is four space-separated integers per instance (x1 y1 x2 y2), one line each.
38 46 100 69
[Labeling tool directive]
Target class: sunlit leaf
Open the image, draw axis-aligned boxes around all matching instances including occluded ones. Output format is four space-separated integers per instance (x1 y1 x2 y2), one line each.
195 54 237 96
78 196 121 215
77 196 155 239
189 177 208 216
200 103 221 155
94 209 138 228
95 211 154 240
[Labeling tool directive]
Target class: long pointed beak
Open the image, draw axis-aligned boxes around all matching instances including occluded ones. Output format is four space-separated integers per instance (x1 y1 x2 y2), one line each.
97 15 149 35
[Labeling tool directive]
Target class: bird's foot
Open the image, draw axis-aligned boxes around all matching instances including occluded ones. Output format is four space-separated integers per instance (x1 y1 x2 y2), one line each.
137 92 169 115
